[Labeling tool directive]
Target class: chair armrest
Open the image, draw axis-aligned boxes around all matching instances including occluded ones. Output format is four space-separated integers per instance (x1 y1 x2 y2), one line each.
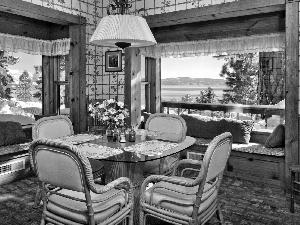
171 159 202 176
140 174 204 206
90 177 133 197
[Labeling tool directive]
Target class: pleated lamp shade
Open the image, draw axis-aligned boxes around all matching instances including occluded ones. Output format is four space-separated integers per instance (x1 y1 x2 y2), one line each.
90 15 157 49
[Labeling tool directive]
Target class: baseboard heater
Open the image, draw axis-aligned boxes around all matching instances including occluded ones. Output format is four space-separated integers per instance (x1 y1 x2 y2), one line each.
0 159 25 176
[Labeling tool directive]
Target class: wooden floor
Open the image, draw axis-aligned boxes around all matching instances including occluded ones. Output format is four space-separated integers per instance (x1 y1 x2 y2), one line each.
1 175 300 225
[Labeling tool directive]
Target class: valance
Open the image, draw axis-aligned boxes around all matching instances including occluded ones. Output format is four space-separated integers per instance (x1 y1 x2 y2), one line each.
0 33 71 56
139 33 285 58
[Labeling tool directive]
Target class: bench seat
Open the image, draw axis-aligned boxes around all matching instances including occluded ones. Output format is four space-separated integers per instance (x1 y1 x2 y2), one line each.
193 137 284 156
183 137 285 187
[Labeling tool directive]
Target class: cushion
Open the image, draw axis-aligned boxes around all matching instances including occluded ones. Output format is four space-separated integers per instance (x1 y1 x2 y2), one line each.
181 114 254 144
264 124 285 148
0 121 27 146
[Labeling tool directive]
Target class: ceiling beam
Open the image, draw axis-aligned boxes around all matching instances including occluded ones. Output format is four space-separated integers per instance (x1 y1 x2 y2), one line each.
0 0 84 25
151 11 285 43
144 0 285 28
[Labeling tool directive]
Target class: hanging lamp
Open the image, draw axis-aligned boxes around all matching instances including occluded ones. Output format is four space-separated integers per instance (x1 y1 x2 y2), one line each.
89 0 156 49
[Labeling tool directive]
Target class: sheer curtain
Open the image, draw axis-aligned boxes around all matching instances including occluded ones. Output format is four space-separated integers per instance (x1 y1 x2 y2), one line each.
139 33 285 58
0 33 70 56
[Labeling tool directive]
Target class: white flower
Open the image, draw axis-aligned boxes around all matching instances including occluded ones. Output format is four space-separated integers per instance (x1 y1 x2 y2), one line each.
118 113 125 120
117 101 124 108
103 116 109 121
107 99 115 104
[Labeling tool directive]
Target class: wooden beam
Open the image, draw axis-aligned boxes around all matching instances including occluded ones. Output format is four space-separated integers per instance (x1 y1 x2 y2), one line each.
145 0 285 28
146 58 161 113
69 24 87 134
285 1 299 192
0 0 84 25
151 11 285 43
125 48 141 128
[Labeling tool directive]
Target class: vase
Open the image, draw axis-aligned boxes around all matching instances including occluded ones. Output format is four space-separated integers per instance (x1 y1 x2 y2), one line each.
106 124 118 142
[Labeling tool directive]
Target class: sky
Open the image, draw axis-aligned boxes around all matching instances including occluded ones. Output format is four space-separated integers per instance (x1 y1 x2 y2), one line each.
161 56 226 79
7 52 42 74
6 52 226 80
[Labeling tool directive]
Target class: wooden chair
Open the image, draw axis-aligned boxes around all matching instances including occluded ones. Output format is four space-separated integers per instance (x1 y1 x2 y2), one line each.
32 115 104 207
140 132 232 225
29 139 133 225
143 113 187 175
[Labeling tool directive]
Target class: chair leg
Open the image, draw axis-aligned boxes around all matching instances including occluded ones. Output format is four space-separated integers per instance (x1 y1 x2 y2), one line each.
291 170 295 213
216 205 224 225
33 185 42 208
139 210 145 225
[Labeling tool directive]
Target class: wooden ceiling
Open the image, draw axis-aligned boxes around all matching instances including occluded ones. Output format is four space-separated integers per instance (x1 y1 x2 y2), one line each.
144 0 285 43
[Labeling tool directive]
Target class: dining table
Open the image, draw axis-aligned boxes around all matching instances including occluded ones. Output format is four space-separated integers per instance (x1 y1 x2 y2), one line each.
55 130 196 224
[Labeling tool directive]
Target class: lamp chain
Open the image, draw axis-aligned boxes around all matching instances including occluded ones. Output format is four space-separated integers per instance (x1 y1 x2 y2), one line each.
107 0 132 15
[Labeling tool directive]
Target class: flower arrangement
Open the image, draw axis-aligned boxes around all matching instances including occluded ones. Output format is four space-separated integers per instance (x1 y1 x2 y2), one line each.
88 99 129 127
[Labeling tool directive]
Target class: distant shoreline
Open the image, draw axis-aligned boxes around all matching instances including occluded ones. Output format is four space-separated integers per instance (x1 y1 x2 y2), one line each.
161 85 227 101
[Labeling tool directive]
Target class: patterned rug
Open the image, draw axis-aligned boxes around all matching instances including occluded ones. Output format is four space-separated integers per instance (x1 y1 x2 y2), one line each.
1 175 300 225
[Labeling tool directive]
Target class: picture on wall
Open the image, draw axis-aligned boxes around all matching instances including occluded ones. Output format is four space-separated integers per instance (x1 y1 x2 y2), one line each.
105 50 122 72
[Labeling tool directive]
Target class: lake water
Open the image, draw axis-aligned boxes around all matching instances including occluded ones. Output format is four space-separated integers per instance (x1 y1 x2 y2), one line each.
161 85 226 101
141 85 227 107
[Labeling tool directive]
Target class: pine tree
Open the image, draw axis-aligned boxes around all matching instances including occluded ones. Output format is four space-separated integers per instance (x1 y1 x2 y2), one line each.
0 51 20 99
196 87 216 103
218 53 259 105
32 65 42 101
16 70 32 102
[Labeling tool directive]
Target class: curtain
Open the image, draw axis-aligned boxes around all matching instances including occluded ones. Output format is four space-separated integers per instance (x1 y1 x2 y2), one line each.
139 33 285 58
0 33 71 56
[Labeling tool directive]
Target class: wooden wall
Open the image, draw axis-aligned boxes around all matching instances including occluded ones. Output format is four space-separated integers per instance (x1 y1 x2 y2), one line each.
0 0 87 133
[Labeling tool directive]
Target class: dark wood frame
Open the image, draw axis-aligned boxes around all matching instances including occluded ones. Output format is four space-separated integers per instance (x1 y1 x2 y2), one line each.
0 0 87 134
105 50 122 72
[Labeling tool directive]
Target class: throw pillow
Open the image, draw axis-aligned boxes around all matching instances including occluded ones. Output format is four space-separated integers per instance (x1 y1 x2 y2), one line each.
181 114 254 144
0 121 27 146
264 124 285 148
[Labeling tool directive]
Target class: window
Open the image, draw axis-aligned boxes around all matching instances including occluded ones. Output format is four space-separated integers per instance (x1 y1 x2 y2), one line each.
160 53 285 131
0 51 42 125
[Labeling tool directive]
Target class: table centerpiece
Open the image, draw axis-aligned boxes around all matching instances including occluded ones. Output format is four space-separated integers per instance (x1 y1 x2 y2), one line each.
88 98 129 142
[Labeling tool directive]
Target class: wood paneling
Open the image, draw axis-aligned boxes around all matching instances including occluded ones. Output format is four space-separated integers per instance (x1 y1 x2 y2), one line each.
125 48 141 128
145 0 285 28
151 11 285 43
285 1 299 191
0 0 81 25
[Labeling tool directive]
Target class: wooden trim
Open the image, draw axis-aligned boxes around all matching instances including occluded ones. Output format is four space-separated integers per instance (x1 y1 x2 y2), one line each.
0 0 84 25
144 0 285 28
125 48 141 128
285 1 299 191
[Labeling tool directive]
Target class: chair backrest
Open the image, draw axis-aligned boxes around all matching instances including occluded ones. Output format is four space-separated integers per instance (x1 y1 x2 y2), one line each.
192 132 232 219
32 115 74 140
29 139 93 192
203 132 232 182
145 113 187 142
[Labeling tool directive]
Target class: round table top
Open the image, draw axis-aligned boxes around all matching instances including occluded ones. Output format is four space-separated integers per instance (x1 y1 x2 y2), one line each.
80 134 196 163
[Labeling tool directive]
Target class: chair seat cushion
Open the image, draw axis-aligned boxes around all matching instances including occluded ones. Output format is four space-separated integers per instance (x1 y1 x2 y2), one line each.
47 185 127 224
143 156 178 175
144 176 217 217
